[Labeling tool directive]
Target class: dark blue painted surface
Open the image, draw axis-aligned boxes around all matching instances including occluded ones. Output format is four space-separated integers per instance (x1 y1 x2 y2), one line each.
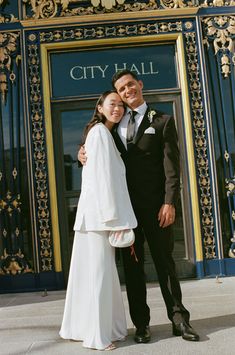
0 272 64 294
197 258 235 278
50 44 178 99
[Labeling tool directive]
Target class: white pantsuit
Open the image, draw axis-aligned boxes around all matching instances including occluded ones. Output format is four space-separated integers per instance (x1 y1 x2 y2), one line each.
60 123 137 350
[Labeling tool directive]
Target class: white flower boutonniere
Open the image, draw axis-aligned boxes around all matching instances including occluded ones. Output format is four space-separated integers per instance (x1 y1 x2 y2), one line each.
148 109 156 123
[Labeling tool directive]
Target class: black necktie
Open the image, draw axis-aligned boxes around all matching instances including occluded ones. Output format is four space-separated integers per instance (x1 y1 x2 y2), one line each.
126 111 137 149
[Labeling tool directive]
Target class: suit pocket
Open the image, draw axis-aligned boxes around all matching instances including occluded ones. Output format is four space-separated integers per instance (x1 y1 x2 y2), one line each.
137 134 157 152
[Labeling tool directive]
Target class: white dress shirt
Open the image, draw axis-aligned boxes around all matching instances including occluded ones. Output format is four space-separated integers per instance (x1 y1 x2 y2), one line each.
117 102 148 149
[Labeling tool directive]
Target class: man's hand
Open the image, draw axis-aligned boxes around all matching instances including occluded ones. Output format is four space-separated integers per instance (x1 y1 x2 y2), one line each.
158 204 175 228
78 145 87 165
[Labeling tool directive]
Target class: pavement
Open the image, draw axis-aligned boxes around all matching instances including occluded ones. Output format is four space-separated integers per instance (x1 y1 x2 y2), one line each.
0 276 235 355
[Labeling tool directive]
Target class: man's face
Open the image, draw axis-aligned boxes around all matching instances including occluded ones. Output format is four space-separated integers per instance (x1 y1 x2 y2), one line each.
114 74 144 109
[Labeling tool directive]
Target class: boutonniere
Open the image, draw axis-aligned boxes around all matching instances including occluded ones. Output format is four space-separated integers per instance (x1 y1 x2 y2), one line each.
148 109 156 123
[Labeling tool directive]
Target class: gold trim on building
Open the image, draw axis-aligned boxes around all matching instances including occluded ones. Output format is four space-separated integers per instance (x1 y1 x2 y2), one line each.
40 33 203 265
176 34 203 262
21 7 199 27
41 46 62 272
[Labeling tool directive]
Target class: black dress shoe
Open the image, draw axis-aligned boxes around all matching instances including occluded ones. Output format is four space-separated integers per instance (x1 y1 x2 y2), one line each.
172 322 199 341
134 325 151 343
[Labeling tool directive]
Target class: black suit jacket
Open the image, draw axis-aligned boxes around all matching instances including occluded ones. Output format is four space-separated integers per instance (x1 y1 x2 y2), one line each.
113 106 180 210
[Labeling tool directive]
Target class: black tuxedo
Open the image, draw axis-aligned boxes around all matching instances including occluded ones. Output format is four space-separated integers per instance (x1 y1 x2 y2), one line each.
114 108 180 209
113 106 190 328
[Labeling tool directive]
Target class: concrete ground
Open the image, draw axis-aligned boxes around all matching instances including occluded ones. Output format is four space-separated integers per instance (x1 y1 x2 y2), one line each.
0 276 235 355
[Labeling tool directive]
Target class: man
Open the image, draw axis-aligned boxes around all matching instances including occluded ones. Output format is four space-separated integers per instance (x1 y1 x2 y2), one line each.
79 69 199 343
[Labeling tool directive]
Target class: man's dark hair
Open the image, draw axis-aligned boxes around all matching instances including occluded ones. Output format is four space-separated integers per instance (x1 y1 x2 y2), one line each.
112 69 139 89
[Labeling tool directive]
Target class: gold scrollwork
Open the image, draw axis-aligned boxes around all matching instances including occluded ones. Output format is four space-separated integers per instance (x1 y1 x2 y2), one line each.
24 0 159 18
0 14 18 24
27 41 54 271
160 0 193 8
36 19 213 262
202 0 235 7
91 0 125 10
22 0 235 19
0 249 33 275
225 177 235 196
224 150 230 162
185 31 216 259
0 32 19 104
0 191 21 216
24 0 58 19
228 231 235 258
40 21 181 42
0 0 18 23
203 16 235 78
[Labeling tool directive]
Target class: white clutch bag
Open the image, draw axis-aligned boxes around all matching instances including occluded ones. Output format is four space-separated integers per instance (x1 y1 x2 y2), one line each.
109 229 135 248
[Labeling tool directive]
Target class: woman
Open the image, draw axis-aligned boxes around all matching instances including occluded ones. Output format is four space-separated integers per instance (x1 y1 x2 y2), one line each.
59 91 137 351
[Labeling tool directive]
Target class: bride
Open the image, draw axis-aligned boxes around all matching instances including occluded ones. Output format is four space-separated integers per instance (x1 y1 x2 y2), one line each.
59 90 137 351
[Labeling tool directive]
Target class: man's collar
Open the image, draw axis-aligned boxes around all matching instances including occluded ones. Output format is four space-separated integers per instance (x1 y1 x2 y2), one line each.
127 102 147 115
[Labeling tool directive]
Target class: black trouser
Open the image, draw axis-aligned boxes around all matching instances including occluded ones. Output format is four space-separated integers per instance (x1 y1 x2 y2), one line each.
121 207 190 328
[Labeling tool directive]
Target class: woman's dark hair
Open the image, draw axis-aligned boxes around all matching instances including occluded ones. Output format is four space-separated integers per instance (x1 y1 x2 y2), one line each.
81 90 124 145
112 69 139 89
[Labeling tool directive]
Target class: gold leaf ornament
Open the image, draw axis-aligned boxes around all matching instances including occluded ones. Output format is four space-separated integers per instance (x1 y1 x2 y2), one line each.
91 0 124 9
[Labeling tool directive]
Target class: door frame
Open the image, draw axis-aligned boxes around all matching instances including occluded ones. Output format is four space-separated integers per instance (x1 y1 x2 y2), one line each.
52 94 196 281
41 34 203 280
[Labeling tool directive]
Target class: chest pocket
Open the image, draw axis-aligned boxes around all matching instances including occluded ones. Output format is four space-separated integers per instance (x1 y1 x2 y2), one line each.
137 129 160 152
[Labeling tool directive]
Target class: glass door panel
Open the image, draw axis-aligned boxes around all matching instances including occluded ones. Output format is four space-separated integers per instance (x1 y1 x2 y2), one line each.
52 95 195 283
61 109 90 192
52 102 95 280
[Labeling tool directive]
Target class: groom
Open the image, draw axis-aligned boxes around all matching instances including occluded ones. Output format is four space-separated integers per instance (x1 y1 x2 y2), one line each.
79 69 199 343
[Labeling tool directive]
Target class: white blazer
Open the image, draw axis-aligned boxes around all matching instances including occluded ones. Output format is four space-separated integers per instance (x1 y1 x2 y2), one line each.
74 123 137 231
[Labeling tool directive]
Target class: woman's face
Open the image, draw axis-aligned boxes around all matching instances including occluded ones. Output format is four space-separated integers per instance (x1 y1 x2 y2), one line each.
98 92 125 130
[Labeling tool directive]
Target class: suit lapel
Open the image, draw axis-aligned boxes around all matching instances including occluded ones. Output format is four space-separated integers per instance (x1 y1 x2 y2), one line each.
133 106 151 145
113 106 156 153
112 127 127 155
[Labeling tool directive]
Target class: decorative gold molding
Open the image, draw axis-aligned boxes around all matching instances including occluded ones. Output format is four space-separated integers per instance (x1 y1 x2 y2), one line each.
22 0 235 20
176 32 204 262
37 30 204 262
225 177 235 196
23 0 160 19
40 44 62 273
160 0 193 8
0 191 21 217
0 29 33 276
24 16 217 272
26 41 54 272
203 16 235 78
0 0 18 23
91 0 125 10
184 31 216 259
0 249 33 275
202 0 235 6
224 150 230 162
228 231 235 257
38 20 182 42
21 8 199 27
0 14 18 24
0 32 19 104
